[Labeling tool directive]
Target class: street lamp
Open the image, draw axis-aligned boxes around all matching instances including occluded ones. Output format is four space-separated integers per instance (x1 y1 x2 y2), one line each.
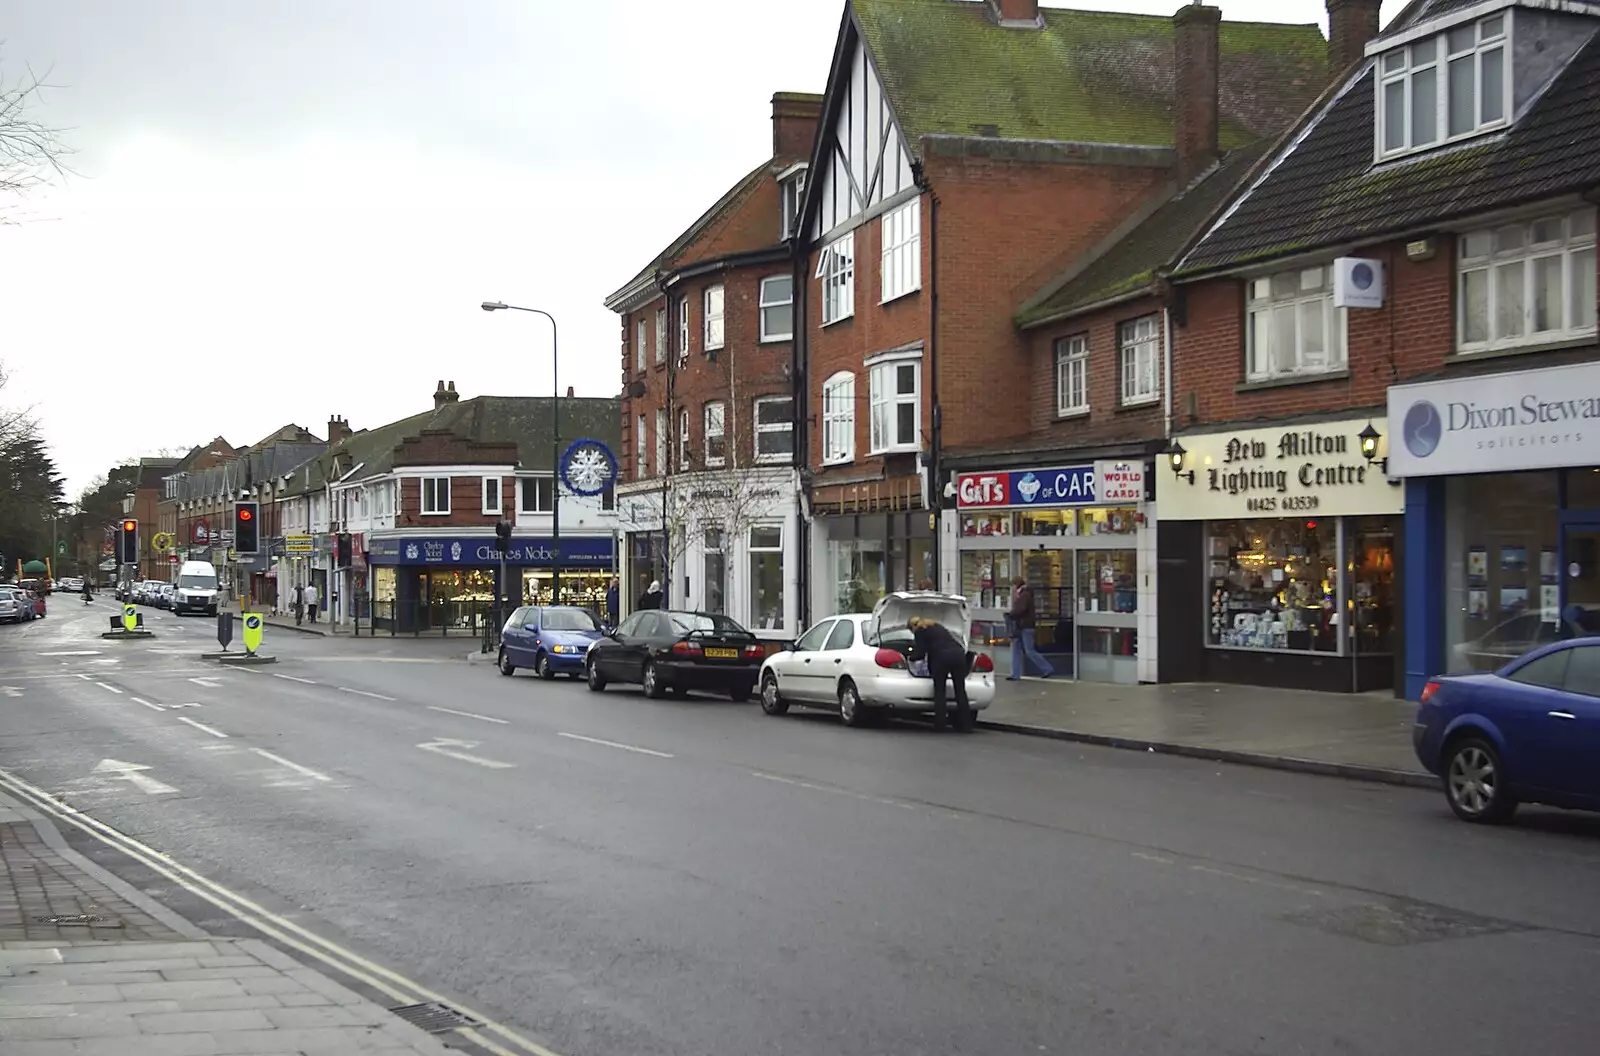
481 301 562 606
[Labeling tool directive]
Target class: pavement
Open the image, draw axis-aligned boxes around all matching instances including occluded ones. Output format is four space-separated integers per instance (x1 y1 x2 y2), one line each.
5 598 1600 1055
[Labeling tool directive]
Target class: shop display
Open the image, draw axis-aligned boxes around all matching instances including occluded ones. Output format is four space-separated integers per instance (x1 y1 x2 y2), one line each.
1207 519 1337 652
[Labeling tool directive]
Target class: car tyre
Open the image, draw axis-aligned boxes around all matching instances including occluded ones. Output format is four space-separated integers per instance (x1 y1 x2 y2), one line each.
839 679 868 728
585 656 607 692
537 652 556 680
643 661 666 699
729 685 752 703
1444 736 1517 824
671 685 689 699
497 648 515 676
760 673 789 716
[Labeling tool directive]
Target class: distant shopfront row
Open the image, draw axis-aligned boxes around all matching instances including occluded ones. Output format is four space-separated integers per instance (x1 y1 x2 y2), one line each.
1157 417 1404 694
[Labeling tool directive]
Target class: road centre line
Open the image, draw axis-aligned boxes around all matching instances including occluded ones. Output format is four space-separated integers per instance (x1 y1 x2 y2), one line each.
93 682 123 694
176 716 229 739
75 673 93 680
427 705 508 724
339 687 396 701
272 673 317 684
130 697 164 712
250 748 332 782
557 732 673 759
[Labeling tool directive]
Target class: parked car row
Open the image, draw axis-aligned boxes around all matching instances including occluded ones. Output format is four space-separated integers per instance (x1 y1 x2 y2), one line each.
495 590 996 729
0 584 46 623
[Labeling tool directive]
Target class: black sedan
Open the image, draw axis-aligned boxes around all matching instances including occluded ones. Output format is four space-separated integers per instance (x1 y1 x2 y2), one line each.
585 609 766 701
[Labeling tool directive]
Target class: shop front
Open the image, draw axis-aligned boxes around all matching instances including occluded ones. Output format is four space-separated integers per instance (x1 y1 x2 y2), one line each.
806 474 934 624
953 460 1150 684
1388 359 1600 698
1157 417 1405 693
365 533 616 633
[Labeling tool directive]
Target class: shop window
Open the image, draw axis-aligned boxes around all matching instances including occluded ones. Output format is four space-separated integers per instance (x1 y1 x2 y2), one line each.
1247 266 1348 381
831 534 885 615
1208 519 1339 652
1348 517 1397 655
1458 208 1596 352
420 477 450 515
961 512 1014 537
1568 467 1600 511
749 525 784 630
703 527 726 616
1078 551 1137 615
1078 507 1139 536
1018 508 1076 537
1444 471 1560 672
959 550 1012 611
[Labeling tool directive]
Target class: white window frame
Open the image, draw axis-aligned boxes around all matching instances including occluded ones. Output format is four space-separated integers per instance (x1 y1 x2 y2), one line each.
676 296 690 363
1118 316 1161 406
1457 207 1598 354
482 476 502 516
519 477 554 514
678 407 690 470
1376 13 1510 161
704 401 727 467
703 284 724 351
759 275 794 342
635 414 647 479
880 200 922 303
867 353 921 454
420 476 450 516
1054 334 1089 417
655 408 668 478
1245 266 1349 382
747 524 785 631
817 231 855 325
780 171 805 239
753 396 794 464
653 308 666 364
821 371 856 465
635 318 646 372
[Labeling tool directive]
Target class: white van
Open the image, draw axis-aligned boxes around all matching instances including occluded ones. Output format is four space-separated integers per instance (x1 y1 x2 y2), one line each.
172 560 220 617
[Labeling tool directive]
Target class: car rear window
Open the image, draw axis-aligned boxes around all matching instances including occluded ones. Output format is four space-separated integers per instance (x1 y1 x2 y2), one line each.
667 612 753 637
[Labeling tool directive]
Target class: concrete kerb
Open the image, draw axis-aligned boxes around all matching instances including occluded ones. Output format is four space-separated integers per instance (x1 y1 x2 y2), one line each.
976 719 1437 790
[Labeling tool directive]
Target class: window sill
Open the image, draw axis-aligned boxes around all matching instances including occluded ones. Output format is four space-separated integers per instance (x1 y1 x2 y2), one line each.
759 334 794 344
821 314 855 329
481 509 502 517
1055 408 1090 421
420 511 450 517
821 455 854 467
1115 397 1160 413
879 287 921 306
704 461 728 470
754 456 792 465
1234 369 1350 394
1452 334 1598 362
705 343 725 354
869 445 920 457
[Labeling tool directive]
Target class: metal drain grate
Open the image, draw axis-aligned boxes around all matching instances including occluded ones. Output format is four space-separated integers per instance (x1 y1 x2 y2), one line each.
388 1001 482 1034
34 914 122 928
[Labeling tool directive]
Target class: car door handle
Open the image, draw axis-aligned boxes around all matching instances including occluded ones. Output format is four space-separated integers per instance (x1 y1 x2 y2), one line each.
802 658 811 664
833 658 842 664
1549 711 1577 720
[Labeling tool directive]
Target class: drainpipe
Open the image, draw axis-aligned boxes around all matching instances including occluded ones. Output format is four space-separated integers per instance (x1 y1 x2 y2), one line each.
927 188 942 590
1162 306 1174 440
656 271 673 602
792 232 810 630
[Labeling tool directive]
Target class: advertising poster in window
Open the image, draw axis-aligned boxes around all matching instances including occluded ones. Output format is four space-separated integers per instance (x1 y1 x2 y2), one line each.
1467 548 1487 582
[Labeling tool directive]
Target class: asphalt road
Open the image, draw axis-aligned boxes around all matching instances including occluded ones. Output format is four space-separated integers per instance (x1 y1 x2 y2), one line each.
3 600 1600 1056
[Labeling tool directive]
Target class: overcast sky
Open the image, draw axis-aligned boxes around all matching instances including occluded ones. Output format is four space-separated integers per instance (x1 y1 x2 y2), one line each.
0 0 1399 497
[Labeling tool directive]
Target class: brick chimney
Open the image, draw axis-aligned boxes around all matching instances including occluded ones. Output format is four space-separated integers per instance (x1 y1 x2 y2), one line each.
1173 3 1221 184
432 380 460 410
987 0 1042 26
326 415 352 444
771 92 823 158
1327 0 1382 75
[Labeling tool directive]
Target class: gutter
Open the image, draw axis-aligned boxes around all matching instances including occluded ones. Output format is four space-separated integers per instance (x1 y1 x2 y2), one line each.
1016 283 1158 332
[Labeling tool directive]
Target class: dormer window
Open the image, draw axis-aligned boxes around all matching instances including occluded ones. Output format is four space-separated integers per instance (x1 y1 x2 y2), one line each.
1377 13 1507 160
780 169 806 239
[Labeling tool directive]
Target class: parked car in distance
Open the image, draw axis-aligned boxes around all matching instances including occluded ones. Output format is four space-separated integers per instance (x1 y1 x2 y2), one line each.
759 591 996 727
1414 637 1600 823
0 587 24 623
57 577 83 594
171 561 220 616
499 605 605 679
1450 607 1600 672
585 609 765 700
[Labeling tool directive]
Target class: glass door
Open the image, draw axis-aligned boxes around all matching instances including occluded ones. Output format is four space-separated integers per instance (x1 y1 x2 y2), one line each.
1561 525 1600 634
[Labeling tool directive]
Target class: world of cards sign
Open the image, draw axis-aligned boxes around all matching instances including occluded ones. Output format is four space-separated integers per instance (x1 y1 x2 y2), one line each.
284 534 313 555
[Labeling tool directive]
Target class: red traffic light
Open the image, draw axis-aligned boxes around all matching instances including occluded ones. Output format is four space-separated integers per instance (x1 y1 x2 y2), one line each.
238 508 253 521
122 520 136 531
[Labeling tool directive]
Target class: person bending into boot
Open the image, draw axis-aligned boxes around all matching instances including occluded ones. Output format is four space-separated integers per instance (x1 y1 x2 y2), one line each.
907 616 974 733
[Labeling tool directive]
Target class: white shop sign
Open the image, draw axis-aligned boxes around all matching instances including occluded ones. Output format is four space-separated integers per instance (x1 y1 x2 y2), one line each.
1093 460 1145 503
1386 360 1600 477
1158 417 1404 520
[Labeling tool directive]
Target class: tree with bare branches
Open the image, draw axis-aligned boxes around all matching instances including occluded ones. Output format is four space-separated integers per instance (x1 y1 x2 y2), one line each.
0 59 72 222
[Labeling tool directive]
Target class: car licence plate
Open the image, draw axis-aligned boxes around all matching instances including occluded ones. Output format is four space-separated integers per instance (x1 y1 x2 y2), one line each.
704 648 738 659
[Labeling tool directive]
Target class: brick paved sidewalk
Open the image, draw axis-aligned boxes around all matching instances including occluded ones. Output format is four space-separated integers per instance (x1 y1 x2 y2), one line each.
1 798 457 1054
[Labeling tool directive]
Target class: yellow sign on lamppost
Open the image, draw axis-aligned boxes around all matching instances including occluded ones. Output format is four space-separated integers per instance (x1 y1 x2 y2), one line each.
151 532 174 552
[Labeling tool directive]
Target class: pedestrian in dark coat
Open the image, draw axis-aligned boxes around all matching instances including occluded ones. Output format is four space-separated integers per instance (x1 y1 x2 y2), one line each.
906 616 974 732
637 580 663 611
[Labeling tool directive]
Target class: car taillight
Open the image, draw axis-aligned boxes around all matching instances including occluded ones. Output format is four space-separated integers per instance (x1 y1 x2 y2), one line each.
874 648 907 669
671 641 703 656
742 644 765 659
1419 680 1441 704
971 653 993 673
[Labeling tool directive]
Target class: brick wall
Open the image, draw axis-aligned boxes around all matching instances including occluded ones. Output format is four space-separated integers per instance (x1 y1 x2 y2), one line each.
397 474 517 528
1021 292 1169 451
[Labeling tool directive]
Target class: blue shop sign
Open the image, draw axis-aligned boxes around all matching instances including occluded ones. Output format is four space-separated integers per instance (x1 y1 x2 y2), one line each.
1008 466 1097 507
366 535 614 567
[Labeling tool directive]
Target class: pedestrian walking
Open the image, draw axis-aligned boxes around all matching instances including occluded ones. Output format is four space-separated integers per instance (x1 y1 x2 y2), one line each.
292 583 304 625
304 582 320 624
1007 576 1054 680
605 577 620 627
906 616 974 732
637 579 663 611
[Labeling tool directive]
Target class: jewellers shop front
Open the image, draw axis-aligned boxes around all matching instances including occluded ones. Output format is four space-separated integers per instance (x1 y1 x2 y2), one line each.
1157 417 1405 693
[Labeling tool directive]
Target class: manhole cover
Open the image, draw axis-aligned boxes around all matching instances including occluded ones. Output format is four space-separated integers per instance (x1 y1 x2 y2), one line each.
1282 901 1527 946
34 914 123 929
388 1001 482 1034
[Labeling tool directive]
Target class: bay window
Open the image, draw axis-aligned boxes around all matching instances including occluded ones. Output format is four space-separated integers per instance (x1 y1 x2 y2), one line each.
1458 208 1597 352
1246 266 1348 381
818 232 855 325
822 371 855 465
868 356 920 453
1118 316 1160 405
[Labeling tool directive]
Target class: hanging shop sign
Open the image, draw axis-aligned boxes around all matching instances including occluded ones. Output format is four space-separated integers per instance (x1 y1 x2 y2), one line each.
1158 418 1404 520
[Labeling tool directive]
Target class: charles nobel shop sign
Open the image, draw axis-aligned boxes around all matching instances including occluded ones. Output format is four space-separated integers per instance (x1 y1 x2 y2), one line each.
1158 419 1404 520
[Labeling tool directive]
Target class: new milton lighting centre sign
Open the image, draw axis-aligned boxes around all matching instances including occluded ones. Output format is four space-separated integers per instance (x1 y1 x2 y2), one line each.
1386 360 1600 477
1158 418 1404 521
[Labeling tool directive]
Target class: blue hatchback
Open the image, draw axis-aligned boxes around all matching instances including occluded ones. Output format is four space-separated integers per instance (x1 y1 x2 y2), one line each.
1414 636 1600 824
498 605 605 680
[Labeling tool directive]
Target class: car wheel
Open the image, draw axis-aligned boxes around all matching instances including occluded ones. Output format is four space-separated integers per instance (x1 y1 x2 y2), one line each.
1444 736 1517 824
585 656 607 692
839 680 867 728
497 648 515 677
760 673 789 715
537 653 556 680
643 661 665 699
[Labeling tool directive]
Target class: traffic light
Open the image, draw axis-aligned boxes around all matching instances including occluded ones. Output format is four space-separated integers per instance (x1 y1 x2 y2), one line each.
234 502 259 555
336 533 352 568
119 519 139 565
495 519 513 553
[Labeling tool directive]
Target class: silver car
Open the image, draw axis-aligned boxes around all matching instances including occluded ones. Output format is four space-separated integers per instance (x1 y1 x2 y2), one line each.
0 587 23 624
758 591 996 727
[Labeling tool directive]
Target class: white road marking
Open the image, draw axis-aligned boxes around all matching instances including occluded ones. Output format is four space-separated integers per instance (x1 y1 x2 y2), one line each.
165 701 203 709
90 758 178 796
416 737 515 769
177 716 228 739
93 682 123 695
1131 851 1174 865
189 677 222 688
250 748 332 783
1 686 20 698
339 687 396 701
427 705 507 724
130 697 165 712
272 673 317 684
38 650 101 656
557 732 673 759
74 673 93 680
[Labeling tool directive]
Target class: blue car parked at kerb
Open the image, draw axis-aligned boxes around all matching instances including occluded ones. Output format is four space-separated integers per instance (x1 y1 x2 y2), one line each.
498 605 606 680
1414 636 1600 824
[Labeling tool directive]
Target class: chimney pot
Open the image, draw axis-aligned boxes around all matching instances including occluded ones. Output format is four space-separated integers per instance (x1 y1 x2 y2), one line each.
566 386 575 398
1326 0 1382 74
771 92 824 158
1173 3 1222 184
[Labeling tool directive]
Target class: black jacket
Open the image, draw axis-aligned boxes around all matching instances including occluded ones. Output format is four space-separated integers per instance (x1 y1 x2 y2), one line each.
907 622 966 665
637 589 663 611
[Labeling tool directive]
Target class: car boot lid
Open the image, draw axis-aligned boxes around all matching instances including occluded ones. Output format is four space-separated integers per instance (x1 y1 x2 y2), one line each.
869 591 971 648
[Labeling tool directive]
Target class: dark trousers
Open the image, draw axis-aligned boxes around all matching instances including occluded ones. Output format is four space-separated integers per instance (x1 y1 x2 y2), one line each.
929 651 973 731
293 602 303 625
307 604 318 623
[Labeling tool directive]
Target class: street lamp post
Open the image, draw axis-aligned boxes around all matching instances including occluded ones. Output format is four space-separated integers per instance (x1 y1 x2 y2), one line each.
481 301 561 606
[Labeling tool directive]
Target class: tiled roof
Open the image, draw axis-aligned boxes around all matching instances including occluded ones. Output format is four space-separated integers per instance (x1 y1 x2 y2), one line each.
1180 31 1600 274
853 0 1326 152
1017 140 1272 326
